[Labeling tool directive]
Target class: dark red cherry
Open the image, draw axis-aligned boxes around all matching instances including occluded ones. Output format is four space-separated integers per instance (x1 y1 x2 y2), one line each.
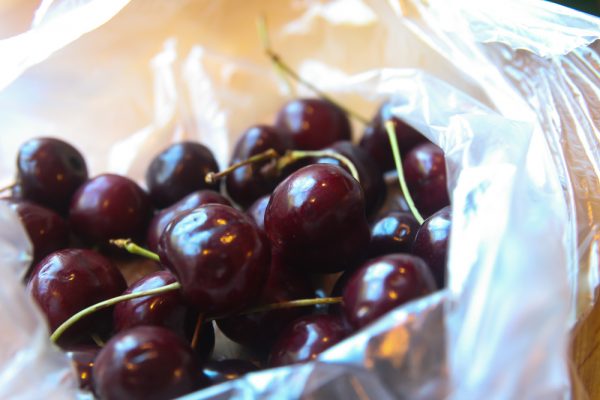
92 326 198 400
158 204 270 314
275 98 351 150
146 142 219 208
368 211 419 258
246 195 270 232
342 254 436 330
268 314 349 367
65 345 100 392
403 143 449 217
373 171 411 219
69 174 152 245
359 101 428 172
225 125 291 208
412 206 451 288
265 164 370 273
146 190 231 252
3 199 69 273
200 359 259 387
27 249 126 342
17 137 88 214
315 141 386 216
216 253 314 351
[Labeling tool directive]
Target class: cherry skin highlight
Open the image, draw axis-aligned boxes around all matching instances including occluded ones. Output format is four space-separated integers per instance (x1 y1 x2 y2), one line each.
146 190 231 252
200 359 259 387
146 142 219 208
65 345 100 392
275 98 351 150
17 137 88 214
412 206 451 288
69 174 152 245
158 204 270 314
342 254 436 330
368 211 420 258
265 164 370 273
246 194 270 232
92 326 198 400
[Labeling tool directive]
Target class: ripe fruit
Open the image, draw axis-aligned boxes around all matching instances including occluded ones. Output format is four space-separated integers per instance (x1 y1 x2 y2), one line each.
368 211 419 258
17 137 88 214
65 345 100 392
146 142 219 208
265 164 370 273
246 194 270 232
27 249 126 343
200 359 259 387
342 254 436 330
275 98 351 150
412 206 451 288
158 204 270 314
69 174 152 244
92 326 198 400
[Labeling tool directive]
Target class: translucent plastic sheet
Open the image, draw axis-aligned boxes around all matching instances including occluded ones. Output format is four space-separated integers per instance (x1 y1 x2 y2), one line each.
0 0 598 399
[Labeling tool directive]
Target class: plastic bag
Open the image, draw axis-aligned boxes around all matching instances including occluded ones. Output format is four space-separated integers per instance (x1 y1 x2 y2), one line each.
0 0 598 399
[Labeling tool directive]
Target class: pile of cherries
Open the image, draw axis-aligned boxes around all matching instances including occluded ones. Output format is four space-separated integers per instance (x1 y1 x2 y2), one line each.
3 97 451 400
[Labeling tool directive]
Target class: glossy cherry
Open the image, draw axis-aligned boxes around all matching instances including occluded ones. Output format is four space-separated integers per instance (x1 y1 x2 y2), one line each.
146 190 231 252
146 142 219 208
92 326 198 400
268 314 349 367
27 249 126 342
265 164 370 273
275 98 351 150
342 254 436 330
216 253 314 351
246 195 270 232
200 359 259 387
359 101 428 172
412 206 451 288
315 141 386 216
225 125 291 208
17 137 88 214
65 345 100 392
158 204 270 314
3 199 69 272
403 142 449 218
368 211 420 258
69 174 152 245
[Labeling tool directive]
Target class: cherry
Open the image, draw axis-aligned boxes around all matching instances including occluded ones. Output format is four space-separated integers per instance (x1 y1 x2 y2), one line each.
65 345 100 392
69 174 152 245
146 142 219 208
315 141 386 216
92 326 198 400
274 98 351 150
2 199 69 273
268 314 349 367
158 204 270 314
373 171 411 219
216 253 314 351
359 101 428 172
403 142 449 218
225 125 292 208
368 211 420 258
412 206 451 288
146 190 231 252
264 164 370 273
246 194 270 232
16 137 88 214
342 254 436 330
200 359 259 387
27 249 126 344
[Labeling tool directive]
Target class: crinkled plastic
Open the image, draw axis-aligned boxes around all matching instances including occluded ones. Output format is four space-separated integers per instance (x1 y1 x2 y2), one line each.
0 0 598 399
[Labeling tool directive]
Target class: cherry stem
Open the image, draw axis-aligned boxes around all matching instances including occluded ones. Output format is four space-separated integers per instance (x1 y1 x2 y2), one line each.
205 148 280 184
257 15 295 96
0 182 16 194
277 150 360 183
90 333 105 347
385 121 425 224
190 314 205 350
256 16 369 125
50 282 181 343
109 239 160 262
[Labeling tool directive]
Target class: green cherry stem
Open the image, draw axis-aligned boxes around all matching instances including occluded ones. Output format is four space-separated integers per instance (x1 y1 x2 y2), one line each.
257 15 295 96
385 121 424 224
256 16 369 125
50 282 181 343
109 239 160 262
204 148 280 184
190 314 205 350
0 182 16 194
276 150 360 183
